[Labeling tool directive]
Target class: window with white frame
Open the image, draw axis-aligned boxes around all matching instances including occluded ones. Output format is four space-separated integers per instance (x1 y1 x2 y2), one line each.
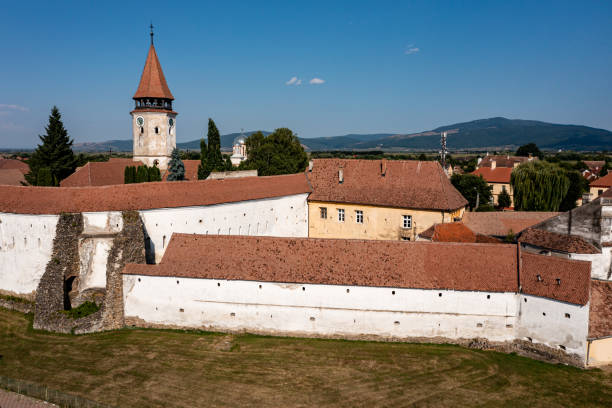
320 207 327 219
355 210 363 224
402 215 412 229
338 208 345 222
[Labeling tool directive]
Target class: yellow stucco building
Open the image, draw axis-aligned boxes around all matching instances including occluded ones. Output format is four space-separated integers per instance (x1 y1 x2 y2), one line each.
307 159 467 241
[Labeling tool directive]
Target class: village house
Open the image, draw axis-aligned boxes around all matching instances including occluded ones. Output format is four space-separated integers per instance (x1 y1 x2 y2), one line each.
306 158 467 241
471 154 537 207
590 174 612 200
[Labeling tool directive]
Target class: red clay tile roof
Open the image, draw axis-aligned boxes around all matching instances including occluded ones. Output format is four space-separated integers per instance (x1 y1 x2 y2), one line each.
420 223 502 243
479 155 533 168
591 173 612 188
0 169 26 186
461 211 559 237
60 158 135 187
0 158 29 174
519 228 600 254
520 251 591 305
307 159 467 211
161 160 200 181
589 280 612 338
471 167 513 183
584 161 605 173
133 44 174 100
0 173 310 214
124 234 518 292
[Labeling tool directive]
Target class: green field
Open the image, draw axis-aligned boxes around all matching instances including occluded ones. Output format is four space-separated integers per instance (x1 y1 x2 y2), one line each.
1 308 611 407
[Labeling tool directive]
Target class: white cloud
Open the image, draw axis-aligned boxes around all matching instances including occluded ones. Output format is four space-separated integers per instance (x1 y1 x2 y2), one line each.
0 104 28 112
285 76 302 86
309 78 325 85
405 45 420 55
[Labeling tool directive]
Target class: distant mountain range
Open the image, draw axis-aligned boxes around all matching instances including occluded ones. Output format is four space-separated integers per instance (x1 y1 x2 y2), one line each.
71 118 611 152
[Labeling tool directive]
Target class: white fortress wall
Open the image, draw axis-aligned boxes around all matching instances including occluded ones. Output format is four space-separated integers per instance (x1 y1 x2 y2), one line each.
78 212 124 291
123 275 519 342
572 249 612 281
0 212 59 296
517 294 590 358
139 193 309 263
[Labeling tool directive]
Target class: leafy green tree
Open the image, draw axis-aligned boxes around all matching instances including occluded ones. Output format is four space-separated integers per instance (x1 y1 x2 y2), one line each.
224 155 233 171
205 119 224 175
559 170 589 211
573 160 588 171
239 128 308 176
511 161 570 211
450 174 492 210
136 165 149 183
515 143 543 159
37 167 54 186
167 148 185 181
25 106 78 186
601 161 609 177
497 185 512 209
197 138 208 179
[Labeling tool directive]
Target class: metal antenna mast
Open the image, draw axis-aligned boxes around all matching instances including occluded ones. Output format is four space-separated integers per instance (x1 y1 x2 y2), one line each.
440 131 448 171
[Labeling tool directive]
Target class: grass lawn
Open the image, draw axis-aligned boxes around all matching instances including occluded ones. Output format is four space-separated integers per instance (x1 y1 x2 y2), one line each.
1 308 611 407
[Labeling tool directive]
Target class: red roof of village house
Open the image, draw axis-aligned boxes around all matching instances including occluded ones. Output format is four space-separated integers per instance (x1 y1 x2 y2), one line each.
60 159 202 187
520 251 591 305
0 169 26 186
0 158 29 174
589 280 612 339
519 228 600 254
419 222 501 243
590 173 612 188
471 167 513 183
124 234 518 293
479 155 533 168
0 173 310 214
133 44 174 100
461 211 559 237
307 159 467 211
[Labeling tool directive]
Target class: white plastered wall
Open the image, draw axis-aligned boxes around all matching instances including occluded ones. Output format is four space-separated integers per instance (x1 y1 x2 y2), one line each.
123 276 518 342
516 294 590 358
573 249 612 281
0 213 59 296
139 193 309 263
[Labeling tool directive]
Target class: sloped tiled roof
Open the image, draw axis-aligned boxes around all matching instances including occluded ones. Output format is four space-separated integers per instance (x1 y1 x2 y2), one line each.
471 167 513 183
589 280 612 339
0 173 310 214
307 159 467 211
418 222 501 243
461 211 559 237
591 173 612 188
479 155 533 168
60 158 135 187
519 228 600 254
0 158 29 174
520 251 591 305
0 169 26 186
124 234 518 293
133 44 174 100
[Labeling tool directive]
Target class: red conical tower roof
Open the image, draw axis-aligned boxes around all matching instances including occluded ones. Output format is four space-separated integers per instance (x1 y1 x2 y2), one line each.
133 43 174 100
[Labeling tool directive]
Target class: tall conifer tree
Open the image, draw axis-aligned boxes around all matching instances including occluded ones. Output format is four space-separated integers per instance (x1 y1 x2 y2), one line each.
26 106 77 186
197 137 208 179
167 148 185 181
205 119 224 174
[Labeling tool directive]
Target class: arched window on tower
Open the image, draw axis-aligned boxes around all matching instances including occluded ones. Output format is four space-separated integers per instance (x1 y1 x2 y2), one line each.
154 127 159 134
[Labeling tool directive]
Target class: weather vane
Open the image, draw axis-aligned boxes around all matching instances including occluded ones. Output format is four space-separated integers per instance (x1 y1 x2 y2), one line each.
150 23 154 45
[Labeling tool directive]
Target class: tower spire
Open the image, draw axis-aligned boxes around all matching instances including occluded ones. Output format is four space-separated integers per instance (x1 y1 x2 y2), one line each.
150 23 154 45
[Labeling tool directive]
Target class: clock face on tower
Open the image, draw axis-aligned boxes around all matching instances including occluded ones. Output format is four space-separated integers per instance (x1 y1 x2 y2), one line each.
168 118 174 127
136 116 144 127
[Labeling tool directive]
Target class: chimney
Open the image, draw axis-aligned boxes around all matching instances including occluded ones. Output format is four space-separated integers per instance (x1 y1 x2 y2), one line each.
477 157 482 166
338 167 344 184
308 160 313 172
381 159 387 176
491 160 496 170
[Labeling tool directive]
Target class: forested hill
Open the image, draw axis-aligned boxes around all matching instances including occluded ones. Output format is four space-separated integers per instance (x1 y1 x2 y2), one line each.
71 118 611 152
303 118 611 151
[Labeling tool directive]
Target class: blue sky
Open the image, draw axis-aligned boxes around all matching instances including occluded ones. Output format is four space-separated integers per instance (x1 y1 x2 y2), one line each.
1 0 611 148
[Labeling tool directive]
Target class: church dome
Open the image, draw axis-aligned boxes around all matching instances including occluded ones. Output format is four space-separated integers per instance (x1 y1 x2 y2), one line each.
234 135 246 146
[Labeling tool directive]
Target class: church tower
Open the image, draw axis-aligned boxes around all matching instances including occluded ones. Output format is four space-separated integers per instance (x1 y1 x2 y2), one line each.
131 26 176 170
